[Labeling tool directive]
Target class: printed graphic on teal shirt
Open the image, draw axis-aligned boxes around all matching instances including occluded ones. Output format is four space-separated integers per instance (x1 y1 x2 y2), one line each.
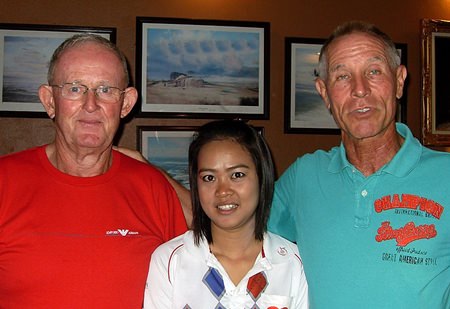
374 193 443 266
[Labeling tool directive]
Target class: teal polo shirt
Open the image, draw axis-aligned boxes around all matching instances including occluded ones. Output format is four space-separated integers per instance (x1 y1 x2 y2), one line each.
268 123 450 308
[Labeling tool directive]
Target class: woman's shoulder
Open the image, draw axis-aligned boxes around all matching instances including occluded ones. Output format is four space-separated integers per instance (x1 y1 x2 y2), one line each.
265 232 301 258
152 231 192 259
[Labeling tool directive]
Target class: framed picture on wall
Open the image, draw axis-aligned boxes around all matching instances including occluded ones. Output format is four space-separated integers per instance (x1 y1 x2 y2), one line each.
137 126 197 189
135 17 270 119
0 23 116 117
283 37 338 134
421 18 450 146
284 37 407 134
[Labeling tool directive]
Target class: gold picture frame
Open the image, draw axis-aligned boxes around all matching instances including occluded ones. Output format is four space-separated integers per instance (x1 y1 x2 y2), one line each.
421 18 450 146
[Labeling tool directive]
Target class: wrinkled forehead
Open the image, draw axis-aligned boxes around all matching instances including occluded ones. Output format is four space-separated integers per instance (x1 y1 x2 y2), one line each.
327 33 389 67
329 32 387 55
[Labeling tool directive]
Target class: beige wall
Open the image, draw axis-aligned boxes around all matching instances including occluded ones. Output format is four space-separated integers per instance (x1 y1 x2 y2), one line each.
1 0 449 174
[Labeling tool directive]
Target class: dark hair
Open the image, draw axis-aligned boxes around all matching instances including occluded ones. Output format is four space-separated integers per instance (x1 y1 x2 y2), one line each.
189 120 275 245
318 21 401 79
47 33 129 85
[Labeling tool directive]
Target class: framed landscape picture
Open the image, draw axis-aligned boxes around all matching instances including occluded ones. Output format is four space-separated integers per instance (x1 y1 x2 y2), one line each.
284 37 339 134
0 23 116 117
136 17 270 119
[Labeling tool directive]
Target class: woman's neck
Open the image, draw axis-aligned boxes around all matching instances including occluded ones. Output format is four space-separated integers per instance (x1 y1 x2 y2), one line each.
209 227 263 286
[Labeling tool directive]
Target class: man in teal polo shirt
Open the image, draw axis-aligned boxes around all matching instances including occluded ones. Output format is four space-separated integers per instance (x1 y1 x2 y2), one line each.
268 21 450 308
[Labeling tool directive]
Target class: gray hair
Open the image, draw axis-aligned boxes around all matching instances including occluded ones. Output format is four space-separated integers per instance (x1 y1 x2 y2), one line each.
318 21 401 79
47 33 129 85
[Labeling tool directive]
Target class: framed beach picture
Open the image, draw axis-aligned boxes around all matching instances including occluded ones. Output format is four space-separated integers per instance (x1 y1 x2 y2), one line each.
284 37 338 134
136 17 270 119
0 23 116 117
137 126 197 189
284 37 407 134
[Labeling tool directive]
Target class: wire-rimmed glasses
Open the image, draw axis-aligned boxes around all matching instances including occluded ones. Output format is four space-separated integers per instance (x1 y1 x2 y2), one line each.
50 82 125 103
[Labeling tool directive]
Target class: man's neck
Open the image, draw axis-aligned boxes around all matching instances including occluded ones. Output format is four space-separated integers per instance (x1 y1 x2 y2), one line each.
45 142 113 177
343 126 404 177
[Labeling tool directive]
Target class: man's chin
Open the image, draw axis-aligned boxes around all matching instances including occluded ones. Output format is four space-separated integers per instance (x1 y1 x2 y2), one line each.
75 135 109 149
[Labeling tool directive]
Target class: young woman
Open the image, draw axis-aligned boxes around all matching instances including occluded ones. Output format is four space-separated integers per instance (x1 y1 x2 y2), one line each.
144 120 309 308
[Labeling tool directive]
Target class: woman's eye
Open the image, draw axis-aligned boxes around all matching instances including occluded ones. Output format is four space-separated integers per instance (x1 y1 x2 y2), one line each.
231 171 245 179
201 175 215 182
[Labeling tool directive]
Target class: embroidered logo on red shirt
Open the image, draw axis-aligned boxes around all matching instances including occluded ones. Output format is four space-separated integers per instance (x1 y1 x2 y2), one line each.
105 229 140 236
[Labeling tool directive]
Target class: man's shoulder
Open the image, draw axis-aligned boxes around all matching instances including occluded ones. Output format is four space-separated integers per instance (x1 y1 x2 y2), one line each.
421 145 450 164
113 151 176 192
422 144 450 156
115 151 163 174
0 146 43 164
292 146 339 167
302 146 339 159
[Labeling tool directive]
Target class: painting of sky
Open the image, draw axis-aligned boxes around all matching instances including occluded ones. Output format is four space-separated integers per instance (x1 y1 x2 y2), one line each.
147 26 260 82
2 36 62 104
1 30 110 111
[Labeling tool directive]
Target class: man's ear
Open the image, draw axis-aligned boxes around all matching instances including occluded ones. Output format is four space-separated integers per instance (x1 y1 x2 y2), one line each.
120 87 138 118
315 78 331 111
395 65 407 99
38 85 56 119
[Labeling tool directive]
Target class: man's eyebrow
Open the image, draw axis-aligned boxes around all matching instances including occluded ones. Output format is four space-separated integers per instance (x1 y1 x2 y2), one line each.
329 56 387 73
329 64 345 73
367 55 386 63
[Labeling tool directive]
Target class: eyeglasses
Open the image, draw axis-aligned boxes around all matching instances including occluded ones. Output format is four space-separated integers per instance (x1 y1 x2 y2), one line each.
50 83 125 103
